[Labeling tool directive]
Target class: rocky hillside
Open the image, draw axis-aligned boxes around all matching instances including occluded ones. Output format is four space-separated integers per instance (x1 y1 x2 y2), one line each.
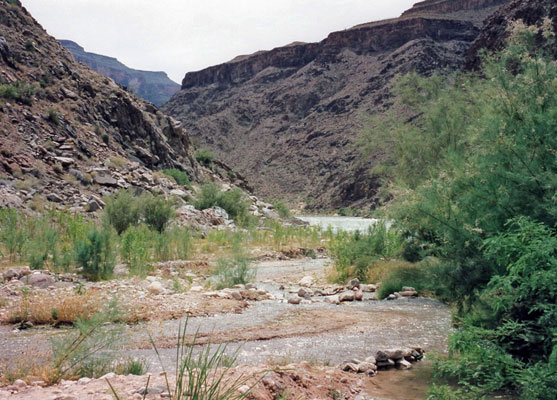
0 1 246 212
466 0 557 69
162 0 509 210
60 40 180 106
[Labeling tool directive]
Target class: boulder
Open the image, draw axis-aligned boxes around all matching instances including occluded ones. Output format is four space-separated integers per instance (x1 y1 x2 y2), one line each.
288 296 301 305
339 291 355 302
297 287 313 298
147 280 164 294
340 362 359 372
354 290 364 301
360 284 376 292
397 359 413 370
298 276 314 287
20 272 54 288
357 362 377 374
402 286 416 292
400 290 418 297
347 278 360 290
324 295 340 304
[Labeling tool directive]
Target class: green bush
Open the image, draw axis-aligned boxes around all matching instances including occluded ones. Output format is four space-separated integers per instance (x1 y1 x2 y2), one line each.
330 222 403 283
75 228 115 281
0 82 35 105
214 254 255 290
104 190 141 235
163 168 191 187
272 201 291 218
195 148 215 167
194 183 251 225
141 193 175 233
0 208 29 262
120 224 153 276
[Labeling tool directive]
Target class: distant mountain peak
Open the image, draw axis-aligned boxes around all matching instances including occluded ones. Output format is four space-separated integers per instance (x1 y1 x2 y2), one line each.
59 40 179 106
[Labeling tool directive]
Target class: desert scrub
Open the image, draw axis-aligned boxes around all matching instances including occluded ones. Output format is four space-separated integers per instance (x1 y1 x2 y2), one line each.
120 224 153 277
0 81 35 105
194 183 250 225
163 168 191 187
7 291 101 325
213 254 255 290
195 148 215 167
271 201 291 218
109 318 256 400
330 222 403 283
74 228 116 281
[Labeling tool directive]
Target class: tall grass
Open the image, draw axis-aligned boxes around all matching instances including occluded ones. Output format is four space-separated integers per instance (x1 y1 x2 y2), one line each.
329 222 404 283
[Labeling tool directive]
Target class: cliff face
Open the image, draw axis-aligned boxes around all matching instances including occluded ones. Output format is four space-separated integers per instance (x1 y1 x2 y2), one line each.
60 40 180 106
466 0 557 69
0 1 204 210
162 0 510 210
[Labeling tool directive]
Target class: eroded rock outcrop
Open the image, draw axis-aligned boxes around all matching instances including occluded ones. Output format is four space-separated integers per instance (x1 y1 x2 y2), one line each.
163 0 510 210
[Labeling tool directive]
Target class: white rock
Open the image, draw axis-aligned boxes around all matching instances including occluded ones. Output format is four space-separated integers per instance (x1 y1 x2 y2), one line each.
13 379 26 390
298 276 314 287
77 377 91 385
190 286 203 292
147 281 164 294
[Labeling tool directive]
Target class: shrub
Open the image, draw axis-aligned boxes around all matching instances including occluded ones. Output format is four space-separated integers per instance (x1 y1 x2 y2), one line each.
141 193 175 233
214 254 254 290
74 228 115 281
195 148 215 167
104 190 141 235
0 208 29 262
0 82 35 105
120 224 153 276
271 201 291 218
163 168 191 187
194 183 251 225
330 222 403 283
24 40 35 52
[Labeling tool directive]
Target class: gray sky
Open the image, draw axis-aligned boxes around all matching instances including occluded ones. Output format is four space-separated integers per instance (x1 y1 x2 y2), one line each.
21 0 416 83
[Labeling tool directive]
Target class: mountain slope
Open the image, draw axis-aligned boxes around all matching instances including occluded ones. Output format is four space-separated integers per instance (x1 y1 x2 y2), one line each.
0 0 243 211
162 0 509 210
60 40 180 106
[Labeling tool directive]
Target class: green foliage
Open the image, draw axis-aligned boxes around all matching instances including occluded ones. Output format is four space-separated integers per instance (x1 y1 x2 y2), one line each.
195 148 215 167
0 208 29 261
51 300 124 380
120 224 153 276
104 190 141 235
46 108 60 125
163 168 191 188
0 82 35 105
330 222 403 283
214 254 255 290
271 201 291 218
109 318 255 400
194 183 251 225
24 40 35 52
75 228 115 281
141 193 175 233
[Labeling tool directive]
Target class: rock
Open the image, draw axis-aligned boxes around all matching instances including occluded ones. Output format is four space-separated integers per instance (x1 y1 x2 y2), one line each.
20 272 54 288
324 295 340 304
339 291 354 302
230 291 243 301
357 362 377 374
376 359 396 368
47 192 64 203
190 286 203 292
13 379 26 390
354 290 363 301
245 283 257 290
54 156 75 167
3 268 19 280
87 197 104 212
147 281 164 294
54 396 78 400
376 349 405 361
360 284 376 292
298 276 314 287
77 377 91 385
297 287 313 298
238 385 250 394
347 278 360 290
365 356 376 365
387 294 397 300
170 189 187 198
400 290 418 297
402 286 416 292
94 174 118 187
0 36 12 65
397 359 413 370
340 362 359 372
288 296 301 304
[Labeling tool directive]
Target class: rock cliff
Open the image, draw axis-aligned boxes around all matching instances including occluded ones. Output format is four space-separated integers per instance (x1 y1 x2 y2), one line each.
0 1 245 211
162 0 510 210
59 40 180 106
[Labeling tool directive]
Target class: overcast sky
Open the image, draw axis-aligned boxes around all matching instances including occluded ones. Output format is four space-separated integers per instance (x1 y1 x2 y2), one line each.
21 0 416 83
